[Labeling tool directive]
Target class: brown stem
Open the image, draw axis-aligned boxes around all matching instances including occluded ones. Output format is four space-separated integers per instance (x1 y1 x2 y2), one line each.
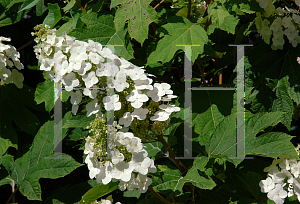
83 3 87 12
151 22 157 34
204 16 212 32
157 135 187 175
75 0 84 11
187 0 192 19
149 186 172 204
219 70 222 85
195 59 207 86
172 195 177 204
148 34 157 40
6 186 18 204
16 39 34 52
153 0 166 10
192 185 195 204
195 22 205 25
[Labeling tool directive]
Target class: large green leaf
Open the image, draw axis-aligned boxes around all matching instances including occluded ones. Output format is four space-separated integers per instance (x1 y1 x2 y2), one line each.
0 84 41 155
207 2 239 34
42 3 62 28
176 87 234 146
111 0 158 44
18 0 40 12
34 77 70 112
63 114 96 129
0 0 30 27
80 182 119 204
1 112 82 200
246 43 300 131
68 12 134 60
33 180 100 204
206 112 298 166
153 165 216 194
147 16 208 65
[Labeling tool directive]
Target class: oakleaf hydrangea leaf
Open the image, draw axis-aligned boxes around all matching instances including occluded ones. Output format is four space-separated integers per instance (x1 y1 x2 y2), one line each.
68 12 134 60
1 113 82 200
0 84 41 155
111 0 158 44
206 112 298 167
153 165 215 193
35 77 70 112
207 3 239 34
246 43 300 131
147 16 208 65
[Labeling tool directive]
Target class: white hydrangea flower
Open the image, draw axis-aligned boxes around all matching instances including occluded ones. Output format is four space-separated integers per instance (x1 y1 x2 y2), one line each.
86 99 100 117
131 108 149 120
119 112 134 127
82 71 99 88
150 111 170 121
111 161 134 182
103 94 122 111
126 89 149 108
62 72 80 91
256 0 269 8
259 177 275 193
70 90 82 105
267 184 287 204
83 88 98 99
159 104 180 114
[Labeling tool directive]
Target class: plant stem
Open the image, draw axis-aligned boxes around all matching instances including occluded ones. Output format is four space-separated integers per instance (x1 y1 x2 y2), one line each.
16 39 34 52
6 185 18 204
149 186 173 204
148 34 157 40
195 59 207 86
219 70 222 84
75 0 84 11
153 0 166 10
187 0 192 19
157 135 187 175
192 185 195 204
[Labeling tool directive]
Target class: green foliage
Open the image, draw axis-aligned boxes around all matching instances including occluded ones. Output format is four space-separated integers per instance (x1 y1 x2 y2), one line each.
80 182 119 204
69 12 134 60
0 0 30 27
111 0 158 44
35 77 70 112
1 113 82 200
147 16 208 65
2 0 300 203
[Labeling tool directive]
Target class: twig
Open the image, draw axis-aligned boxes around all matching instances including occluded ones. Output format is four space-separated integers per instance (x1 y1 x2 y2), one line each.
6 186 19 204
192 185 195 204
149 186 172 204
157 135 187 175
187 0 192 19
153 0 166 10
83 3 87 12
195 22 205 25
12 180 15 203
16 39 34 52
204 16 211 31
219 70 222 85
148 34 157 40
195 59 207 86
75 0 84 11
172 195 177 204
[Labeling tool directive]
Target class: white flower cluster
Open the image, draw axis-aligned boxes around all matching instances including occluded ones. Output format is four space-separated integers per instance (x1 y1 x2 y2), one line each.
84 115 156 193
91 195 121 204
32 26 180 123
0 37 24 88
259 154 300 204
255 0 300 50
